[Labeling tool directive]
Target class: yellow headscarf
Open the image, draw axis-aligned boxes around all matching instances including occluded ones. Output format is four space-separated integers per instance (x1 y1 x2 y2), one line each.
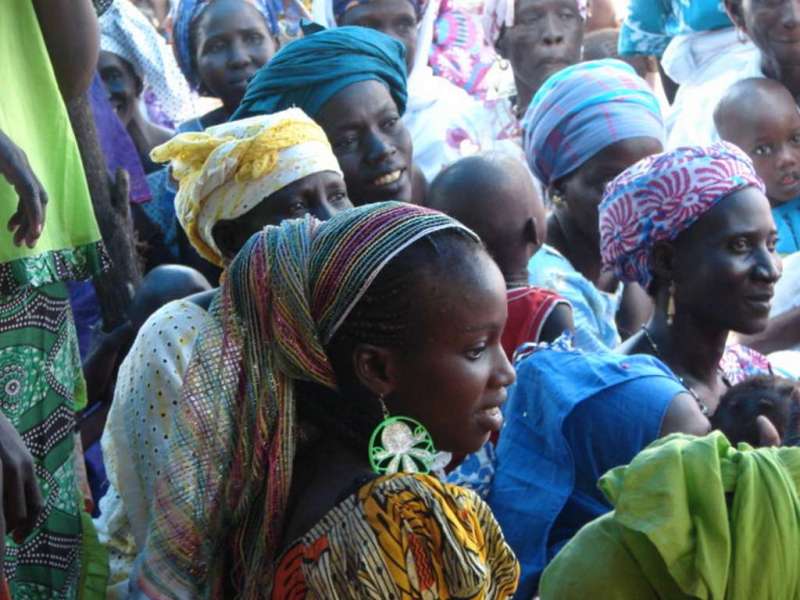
151 108 343 266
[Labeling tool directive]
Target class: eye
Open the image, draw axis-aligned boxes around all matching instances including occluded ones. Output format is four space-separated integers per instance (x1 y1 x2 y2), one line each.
204 39 227 54
245 31 265 45
333 135 359 151
330 191 349 205
791 133 800 145
753 144 772 156
288 200 308 215
465 343 487 361
559 8 577 19
382 117 400 131
768 234 779 252
729 237 751 253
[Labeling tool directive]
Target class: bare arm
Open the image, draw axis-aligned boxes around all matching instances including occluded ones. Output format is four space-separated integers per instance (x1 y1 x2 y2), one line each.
734 307 800 355
33 0 99 100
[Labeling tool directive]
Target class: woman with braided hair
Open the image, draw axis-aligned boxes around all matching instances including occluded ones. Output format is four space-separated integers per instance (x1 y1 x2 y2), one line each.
132 202 519 598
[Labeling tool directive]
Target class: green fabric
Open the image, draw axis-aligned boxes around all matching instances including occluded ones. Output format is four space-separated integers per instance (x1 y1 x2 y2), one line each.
0 2 104 291
540 432 800 599
78 510 110 600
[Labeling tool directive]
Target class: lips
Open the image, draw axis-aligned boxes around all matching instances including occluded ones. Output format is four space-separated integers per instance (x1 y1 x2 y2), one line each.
779 172 800 187
372 169 403 187
744 292 774 313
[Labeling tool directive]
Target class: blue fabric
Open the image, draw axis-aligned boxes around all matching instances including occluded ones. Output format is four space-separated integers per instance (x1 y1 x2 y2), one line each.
773 198 800 255
619 0 732 58
173 0 279 89
522 59 664 187
67 280 103 360
232 26 408 120
528 245 620 352
486 346 684 599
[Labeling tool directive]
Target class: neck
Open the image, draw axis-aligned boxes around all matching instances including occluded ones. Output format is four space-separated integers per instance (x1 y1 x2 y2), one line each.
763 57 800 99
645 311 728 384
547 211 602 284
514 77 536 118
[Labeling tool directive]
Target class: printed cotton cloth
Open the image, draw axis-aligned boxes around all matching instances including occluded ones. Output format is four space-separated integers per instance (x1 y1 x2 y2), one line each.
599 142 765 288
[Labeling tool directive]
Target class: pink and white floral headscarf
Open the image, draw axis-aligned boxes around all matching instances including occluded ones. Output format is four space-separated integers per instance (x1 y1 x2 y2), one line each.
599 142 766 288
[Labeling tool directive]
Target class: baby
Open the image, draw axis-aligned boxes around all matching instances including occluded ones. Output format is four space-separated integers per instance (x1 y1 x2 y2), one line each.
714 78 800 254
426 153 573 359
711 376 800 447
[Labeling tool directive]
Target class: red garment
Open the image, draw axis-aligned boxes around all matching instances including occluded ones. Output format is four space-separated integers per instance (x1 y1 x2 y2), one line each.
501 286 567 361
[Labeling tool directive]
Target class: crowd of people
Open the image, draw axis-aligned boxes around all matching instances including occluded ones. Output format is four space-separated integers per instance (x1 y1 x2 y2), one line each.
2 0 800 598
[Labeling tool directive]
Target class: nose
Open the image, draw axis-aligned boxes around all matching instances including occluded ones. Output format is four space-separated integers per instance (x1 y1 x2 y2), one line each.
783 1 800 28
542 12 565 45
754 247 782 283
364 130 395 166
776 144 799 170
227 39 250 68
492 346 516 390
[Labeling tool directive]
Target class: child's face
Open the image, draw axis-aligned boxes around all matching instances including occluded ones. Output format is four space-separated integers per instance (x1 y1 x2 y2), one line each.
725 100 800 205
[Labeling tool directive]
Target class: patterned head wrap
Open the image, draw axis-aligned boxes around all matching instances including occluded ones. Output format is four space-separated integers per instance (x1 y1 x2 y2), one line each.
150 108 343 267
172 0 280 90
522 59 664 187
100 0 195 127
482 0 588 45
137 202 478 597
599 142 766 288
232 26 408 120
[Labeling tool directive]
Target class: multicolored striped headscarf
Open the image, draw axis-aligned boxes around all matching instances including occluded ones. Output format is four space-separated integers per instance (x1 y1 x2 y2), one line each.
599 143 766 288
482 0 589 45
522 59 664 187
233 25 408 120
172 0 280 90
137 202 478 598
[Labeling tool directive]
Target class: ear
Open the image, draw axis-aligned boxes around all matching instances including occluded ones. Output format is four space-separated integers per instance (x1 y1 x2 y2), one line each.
650 240 676 283
495 29 509 60
724 0 746 32
523 216 541 248
352 343 399 399
546 183 564 204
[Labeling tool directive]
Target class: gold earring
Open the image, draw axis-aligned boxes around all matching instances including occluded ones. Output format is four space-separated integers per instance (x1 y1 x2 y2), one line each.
666 281 676 326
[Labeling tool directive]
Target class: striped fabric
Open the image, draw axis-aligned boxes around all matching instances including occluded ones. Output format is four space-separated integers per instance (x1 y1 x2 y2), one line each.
522 59 664 187
137 202 479 598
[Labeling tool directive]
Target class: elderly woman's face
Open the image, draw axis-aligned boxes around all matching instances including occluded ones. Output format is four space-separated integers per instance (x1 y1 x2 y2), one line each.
339 0 417 73
733 0 800 72
671 187 782 335
555 136 663 244
499 0 584 96
316 80 414 206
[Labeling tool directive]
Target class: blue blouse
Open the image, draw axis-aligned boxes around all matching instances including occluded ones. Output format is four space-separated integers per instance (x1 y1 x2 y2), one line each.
619 0 733 58
485 345 685 598
773 198 800 255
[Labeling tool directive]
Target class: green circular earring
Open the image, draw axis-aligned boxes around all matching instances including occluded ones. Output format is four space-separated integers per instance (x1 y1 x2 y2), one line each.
368 397 436 475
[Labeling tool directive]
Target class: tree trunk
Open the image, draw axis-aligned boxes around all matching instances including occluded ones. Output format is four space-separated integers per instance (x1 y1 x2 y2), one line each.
66 94 142 329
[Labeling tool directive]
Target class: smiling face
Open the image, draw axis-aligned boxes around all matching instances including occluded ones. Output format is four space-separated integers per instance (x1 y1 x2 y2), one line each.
192 0 277 113
729 0 800 77
555 136 664 244
386 250 515 455
98 50 142 126
315 80 413 205
498 0 584 100
339 0 418 73
671 186 782 335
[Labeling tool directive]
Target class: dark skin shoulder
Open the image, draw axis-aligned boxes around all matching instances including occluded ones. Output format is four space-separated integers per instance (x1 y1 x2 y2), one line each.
538 302 574 343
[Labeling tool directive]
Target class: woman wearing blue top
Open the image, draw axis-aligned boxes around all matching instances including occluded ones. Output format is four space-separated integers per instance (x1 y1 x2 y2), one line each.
522 59 665 352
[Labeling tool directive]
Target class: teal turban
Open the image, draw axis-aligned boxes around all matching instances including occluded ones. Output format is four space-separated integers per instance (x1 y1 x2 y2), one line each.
232 26 408 120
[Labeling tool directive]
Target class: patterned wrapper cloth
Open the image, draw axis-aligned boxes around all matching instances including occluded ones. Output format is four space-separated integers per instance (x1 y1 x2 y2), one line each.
150 108 343 267
522 58 665 188
599 142 765 288
136 202 478 598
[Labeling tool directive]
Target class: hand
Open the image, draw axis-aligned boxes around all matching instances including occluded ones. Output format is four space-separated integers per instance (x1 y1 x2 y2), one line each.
0 414 43 576
756 415 781 447
0 130 47 248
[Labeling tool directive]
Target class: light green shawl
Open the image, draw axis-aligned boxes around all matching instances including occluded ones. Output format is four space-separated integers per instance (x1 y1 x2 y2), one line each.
540 432 800 599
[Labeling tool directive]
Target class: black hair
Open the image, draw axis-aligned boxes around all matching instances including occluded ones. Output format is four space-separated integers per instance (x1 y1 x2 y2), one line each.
711 376 799 446
295 228 485 452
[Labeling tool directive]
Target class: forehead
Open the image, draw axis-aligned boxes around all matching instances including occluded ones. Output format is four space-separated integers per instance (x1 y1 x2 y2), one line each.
516 0 578 12
317 80 397 127
685 186 775 241
341 0 417 21
196 0 266 37
727 95 800 141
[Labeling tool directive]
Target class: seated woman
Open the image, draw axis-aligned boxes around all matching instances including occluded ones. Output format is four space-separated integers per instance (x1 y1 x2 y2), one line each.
144 0 281 277
311 0 508 180
539 433 800 598
523 59 665 351
601 143 780 415
95 108 352 597
131 202 520 598
233 26 420 206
